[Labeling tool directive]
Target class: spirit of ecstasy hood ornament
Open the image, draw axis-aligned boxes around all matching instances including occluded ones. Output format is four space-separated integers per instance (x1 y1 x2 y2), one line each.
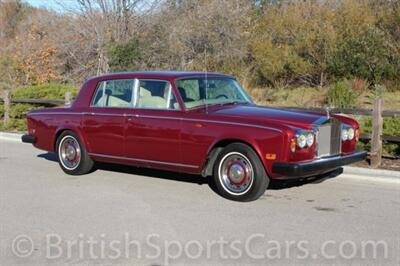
325 106 331 119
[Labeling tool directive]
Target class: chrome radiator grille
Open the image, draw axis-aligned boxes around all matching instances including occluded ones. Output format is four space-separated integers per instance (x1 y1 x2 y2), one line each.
316 119 341 157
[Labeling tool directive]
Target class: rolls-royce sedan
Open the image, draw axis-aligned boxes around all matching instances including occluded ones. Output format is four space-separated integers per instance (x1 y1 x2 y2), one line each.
22 71 366 201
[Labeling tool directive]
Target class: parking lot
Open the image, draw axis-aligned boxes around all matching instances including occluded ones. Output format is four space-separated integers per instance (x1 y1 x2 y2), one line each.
1 139 399 265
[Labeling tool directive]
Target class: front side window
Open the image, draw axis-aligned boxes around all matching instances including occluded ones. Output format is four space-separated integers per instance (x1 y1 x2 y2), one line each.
175 77 252 109
136 80 179 110
92 79 134 108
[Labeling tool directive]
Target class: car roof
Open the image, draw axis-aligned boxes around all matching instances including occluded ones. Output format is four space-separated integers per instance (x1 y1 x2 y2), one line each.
88 71 234 81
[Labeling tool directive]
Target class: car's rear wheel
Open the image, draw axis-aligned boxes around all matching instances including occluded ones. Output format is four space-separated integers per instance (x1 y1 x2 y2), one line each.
56 130 94 175
213 143 269 201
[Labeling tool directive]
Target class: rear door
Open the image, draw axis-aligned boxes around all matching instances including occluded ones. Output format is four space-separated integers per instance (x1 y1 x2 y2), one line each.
83 79 134 157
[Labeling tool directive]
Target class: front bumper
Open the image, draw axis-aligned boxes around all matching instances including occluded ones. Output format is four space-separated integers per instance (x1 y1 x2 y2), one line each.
21 134 36 144
272 150 367 178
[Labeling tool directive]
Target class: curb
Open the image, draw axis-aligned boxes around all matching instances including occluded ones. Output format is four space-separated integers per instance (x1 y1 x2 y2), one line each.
0 132 23 142
343 166 400 179
1 131 399 178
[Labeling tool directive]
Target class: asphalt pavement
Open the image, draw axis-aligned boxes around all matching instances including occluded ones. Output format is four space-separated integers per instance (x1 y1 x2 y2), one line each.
1 139 399 265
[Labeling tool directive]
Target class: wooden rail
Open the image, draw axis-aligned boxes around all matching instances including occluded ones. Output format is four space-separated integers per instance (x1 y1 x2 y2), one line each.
1 92 399 166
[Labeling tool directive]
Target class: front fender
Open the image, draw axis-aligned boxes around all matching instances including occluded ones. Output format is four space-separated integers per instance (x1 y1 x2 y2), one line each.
202 129 285 177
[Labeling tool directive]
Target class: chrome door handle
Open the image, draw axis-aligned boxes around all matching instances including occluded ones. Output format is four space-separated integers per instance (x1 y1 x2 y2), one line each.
126 114 138 121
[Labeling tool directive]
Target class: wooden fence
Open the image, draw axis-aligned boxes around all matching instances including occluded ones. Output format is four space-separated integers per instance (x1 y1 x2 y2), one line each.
1 92 399 167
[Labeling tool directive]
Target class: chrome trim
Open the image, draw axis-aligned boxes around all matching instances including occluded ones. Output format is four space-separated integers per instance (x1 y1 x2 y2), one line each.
29 112 84 116
313 117 342 158
29 112 282 132
132 78 139 107
85 112 126 117
88 152 198 169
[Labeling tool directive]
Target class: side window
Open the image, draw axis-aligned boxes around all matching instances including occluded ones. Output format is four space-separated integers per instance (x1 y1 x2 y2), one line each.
207 80 243 100
91 79 134 108
136 80 179 110
175 79 200 103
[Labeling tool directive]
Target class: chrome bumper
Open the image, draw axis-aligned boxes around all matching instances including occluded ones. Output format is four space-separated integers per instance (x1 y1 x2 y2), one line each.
272 151 367 178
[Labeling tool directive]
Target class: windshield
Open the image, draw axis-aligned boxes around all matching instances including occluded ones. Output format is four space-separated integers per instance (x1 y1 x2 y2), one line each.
175 77 253 109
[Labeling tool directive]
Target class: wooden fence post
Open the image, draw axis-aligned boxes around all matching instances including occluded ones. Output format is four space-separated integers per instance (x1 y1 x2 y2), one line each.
370 98 383 168
3 90 11 126
65 91 72 105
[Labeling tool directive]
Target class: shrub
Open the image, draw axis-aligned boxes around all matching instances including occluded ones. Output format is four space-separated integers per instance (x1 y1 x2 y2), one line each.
358 116 400 157
329 28 399 83
1 83 77 132
10 104 32 119
107 38 142 72
327 79 357 108
1 119 27 132
0 103 4 119
12 83 77 99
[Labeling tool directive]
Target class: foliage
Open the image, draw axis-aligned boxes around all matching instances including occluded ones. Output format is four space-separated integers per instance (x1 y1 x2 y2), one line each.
358 117 400 157
1 0 400 90
327 80 358 108
12 83 77 99
0 84 78 132
329 28 399 83
0 118 26 132
10 104 32 119
107 38 142 72
0 54 21 90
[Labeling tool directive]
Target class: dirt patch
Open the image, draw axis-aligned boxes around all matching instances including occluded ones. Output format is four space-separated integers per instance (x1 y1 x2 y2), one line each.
353 156 400 172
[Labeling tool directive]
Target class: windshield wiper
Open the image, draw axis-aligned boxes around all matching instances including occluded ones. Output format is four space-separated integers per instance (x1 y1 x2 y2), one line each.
219 101 248 106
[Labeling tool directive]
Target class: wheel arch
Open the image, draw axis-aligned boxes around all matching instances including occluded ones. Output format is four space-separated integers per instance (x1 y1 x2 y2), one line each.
54 126 91 152
201 138 267 177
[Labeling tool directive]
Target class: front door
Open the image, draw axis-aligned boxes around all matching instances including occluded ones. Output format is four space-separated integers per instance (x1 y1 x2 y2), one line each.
124 79 187 170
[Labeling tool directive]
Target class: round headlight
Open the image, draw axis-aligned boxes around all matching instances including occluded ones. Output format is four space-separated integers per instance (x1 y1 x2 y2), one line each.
347 128 355 140
297 134 307 148
306 132 314 147
341 128 349 141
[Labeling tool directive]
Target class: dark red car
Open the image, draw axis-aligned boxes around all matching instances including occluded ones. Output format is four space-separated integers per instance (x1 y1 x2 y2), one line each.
22 71 366 201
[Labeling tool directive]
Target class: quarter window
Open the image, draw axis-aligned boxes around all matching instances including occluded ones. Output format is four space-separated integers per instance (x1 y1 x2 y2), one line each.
92 79 134 108
136 80 179 110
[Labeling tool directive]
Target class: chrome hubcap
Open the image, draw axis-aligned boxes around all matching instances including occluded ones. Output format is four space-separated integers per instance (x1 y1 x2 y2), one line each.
219 152 254 195
59 136 81 170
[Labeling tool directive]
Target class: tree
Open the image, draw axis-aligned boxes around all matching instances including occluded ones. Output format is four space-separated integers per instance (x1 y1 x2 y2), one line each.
107 38 141 72
329 28 398 83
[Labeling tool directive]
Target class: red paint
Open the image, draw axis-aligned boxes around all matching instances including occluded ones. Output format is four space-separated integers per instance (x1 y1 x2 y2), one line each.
26 71 361 179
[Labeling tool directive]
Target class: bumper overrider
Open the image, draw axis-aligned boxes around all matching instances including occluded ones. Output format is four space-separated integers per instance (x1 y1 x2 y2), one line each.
272 151 367 178
21 134 36 144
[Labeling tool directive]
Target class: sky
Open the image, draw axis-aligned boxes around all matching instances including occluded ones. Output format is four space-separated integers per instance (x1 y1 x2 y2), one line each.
24 0 78 11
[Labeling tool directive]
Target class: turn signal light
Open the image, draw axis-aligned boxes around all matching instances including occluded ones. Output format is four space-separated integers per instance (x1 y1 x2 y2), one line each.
355 128 360 141
290 138 296 153
265 153 276 160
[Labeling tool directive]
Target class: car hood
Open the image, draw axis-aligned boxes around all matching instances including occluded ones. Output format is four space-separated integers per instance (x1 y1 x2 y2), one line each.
206 104 325 128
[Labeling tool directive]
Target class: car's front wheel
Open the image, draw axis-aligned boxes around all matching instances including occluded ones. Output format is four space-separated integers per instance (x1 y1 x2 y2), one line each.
213 143 269 201
56 130 94 175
